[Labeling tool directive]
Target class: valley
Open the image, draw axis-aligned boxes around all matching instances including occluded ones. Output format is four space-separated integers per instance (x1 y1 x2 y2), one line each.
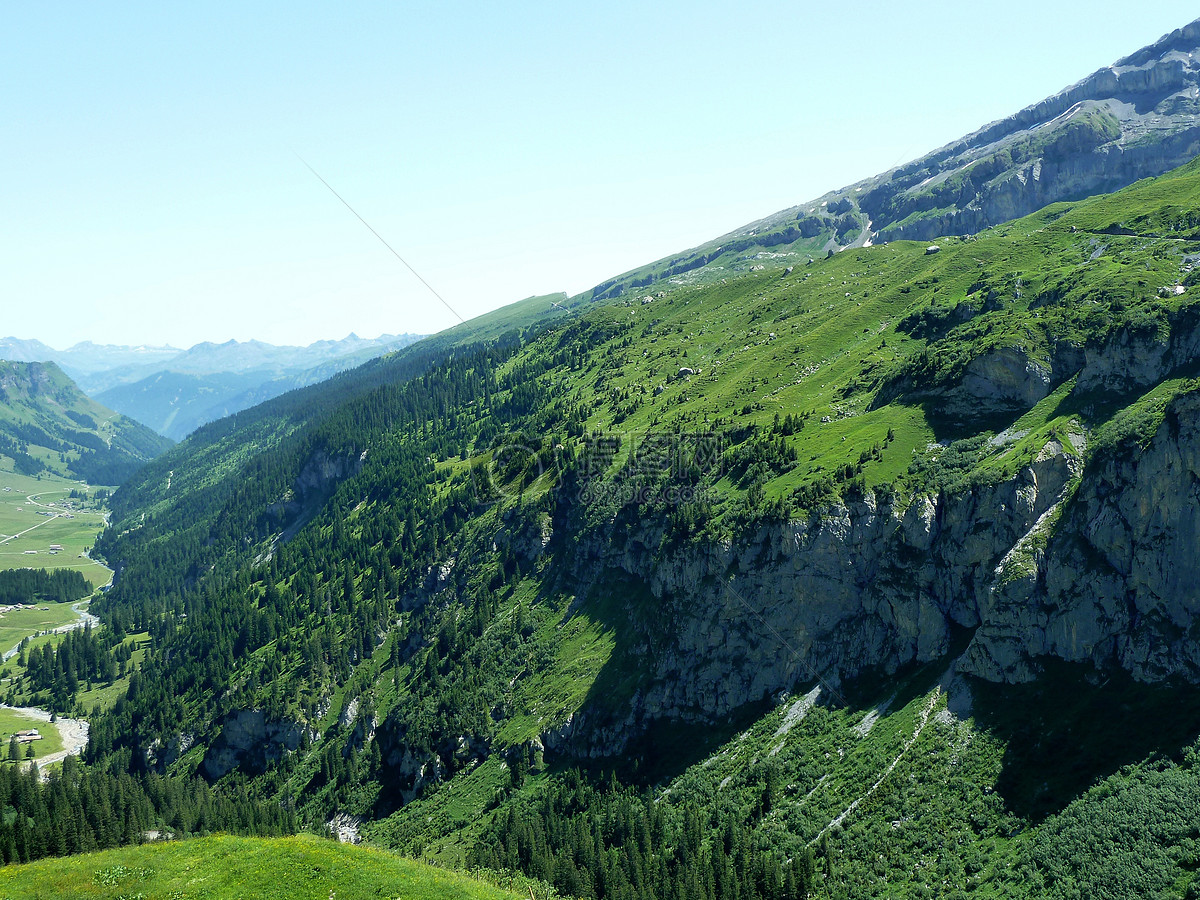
0 467 112 589
42 154 1200 898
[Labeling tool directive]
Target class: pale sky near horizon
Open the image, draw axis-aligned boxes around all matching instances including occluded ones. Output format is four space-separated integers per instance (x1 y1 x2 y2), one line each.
5 2 1199 349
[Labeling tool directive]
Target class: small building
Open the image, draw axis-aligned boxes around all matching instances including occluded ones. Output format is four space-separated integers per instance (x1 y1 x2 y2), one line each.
49 544 64 551
13 730 41 743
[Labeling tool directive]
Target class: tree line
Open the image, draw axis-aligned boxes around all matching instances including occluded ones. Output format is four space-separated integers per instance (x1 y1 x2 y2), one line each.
0 756 293 866
0 568 91 606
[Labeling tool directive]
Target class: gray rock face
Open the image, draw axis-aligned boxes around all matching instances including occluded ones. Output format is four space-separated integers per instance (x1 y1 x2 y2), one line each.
968 390 1200 683
1076 307 1200 395
954 347 1052 415
591 18 1200 300
266 448 365 534
550 440 1083 756
201 709 306 779
552 388 1200 754
867 21 1200 243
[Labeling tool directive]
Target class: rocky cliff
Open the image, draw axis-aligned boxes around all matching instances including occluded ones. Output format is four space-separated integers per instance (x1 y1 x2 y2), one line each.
839 18 1200 244
542 388 1199 758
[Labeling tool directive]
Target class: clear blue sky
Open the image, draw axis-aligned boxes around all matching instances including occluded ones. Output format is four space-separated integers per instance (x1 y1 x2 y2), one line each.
4 2 1198 349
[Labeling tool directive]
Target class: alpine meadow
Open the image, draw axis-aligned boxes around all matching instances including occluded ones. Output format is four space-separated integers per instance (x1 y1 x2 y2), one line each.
5 12 1200 900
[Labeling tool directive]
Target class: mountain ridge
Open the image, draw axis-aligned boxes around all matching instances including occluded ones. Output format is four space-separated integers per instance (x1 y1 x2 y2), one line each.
581 15 1200 302
0 360 171 484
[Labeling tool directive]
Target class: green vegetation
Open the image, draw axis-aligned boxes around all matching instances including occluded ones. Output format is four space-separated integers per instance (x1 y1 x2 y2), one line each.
0 834 527 899
0 756 293 866
0 602 84 659
0 567 91 605
0 707 63 762
11 140 1200 897
0 465 113 588
0 360 170 485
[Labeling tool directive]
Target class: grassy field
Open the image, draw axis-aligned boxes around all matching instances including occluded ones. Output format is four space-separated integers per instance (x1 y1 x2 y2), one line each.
0 601 85 660
0 834 528 899
0 461 112 589
0 706 64 761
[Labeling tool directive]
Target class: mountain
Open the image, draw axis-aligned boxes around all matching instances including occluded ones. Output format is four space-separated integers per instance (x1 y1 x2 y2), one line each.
88 334 427 440
76 333 426 395
84 310 583 441
68 151 1200 898
14 21 1200 900
52 340 182 377
0 361 171 485
91 370 272 440
0 338 61 365
0 333 427 440
586 17 1200 301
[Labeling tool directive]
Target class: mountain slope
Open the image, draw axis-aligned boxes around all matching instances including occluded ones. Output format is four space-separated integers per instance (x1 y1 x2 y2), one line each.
584 16 1200 301
24 21 1200 897
93 333 430 441
0 333 428 441
66 153 1200 900
0 361 171 484
87 333 426 440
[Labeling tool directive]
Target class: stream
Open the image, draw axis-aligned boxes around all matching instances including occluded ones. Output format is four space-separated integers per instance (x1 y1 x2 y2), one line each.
1 600 95 773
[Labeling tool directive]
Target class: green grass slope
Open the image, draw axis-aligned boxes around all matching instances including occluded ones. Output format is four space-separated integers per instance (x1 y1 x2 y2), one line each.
0 360 171 485
88 152 1200 767
0 834 527 899
0 465 113 588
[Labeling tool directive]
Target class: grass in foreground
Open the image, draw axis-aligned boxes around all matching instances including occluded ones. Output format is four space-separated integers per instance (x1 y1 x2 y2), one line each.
0 834 528 900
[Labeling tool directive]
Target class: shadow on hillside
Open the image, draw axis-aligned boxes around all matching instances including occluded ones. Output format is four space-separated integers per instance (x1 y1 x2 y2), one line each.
969 661 1200 821
562 566 787 787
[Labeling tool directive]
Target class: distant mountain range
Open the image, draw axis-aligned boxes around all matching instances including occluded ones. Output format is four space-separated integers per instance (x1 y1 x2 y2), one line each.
0 333 423 440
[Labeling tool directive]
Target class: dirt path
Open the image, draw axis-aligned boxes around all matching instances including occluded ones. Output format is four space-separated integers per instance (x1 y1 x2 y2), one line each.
0 513 62 546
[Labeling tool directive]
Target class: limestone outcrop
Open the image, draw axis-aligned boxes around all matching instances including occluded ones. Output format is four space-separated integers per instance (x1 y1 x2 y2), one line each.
201 709 307 779
553 387 1200 755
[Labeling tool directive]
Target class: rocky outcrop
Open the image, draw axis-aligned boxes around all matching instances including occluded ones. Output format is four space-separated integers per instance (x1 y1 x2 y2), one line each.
549 437 1086 758
590 18 1200 300
550 383 1200 760
1075 303 1200 395
201 709 307 779
953 347 1053 416
267 447 366 537
373 714 486 805
964 390 1200 683
869 21 1200 243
